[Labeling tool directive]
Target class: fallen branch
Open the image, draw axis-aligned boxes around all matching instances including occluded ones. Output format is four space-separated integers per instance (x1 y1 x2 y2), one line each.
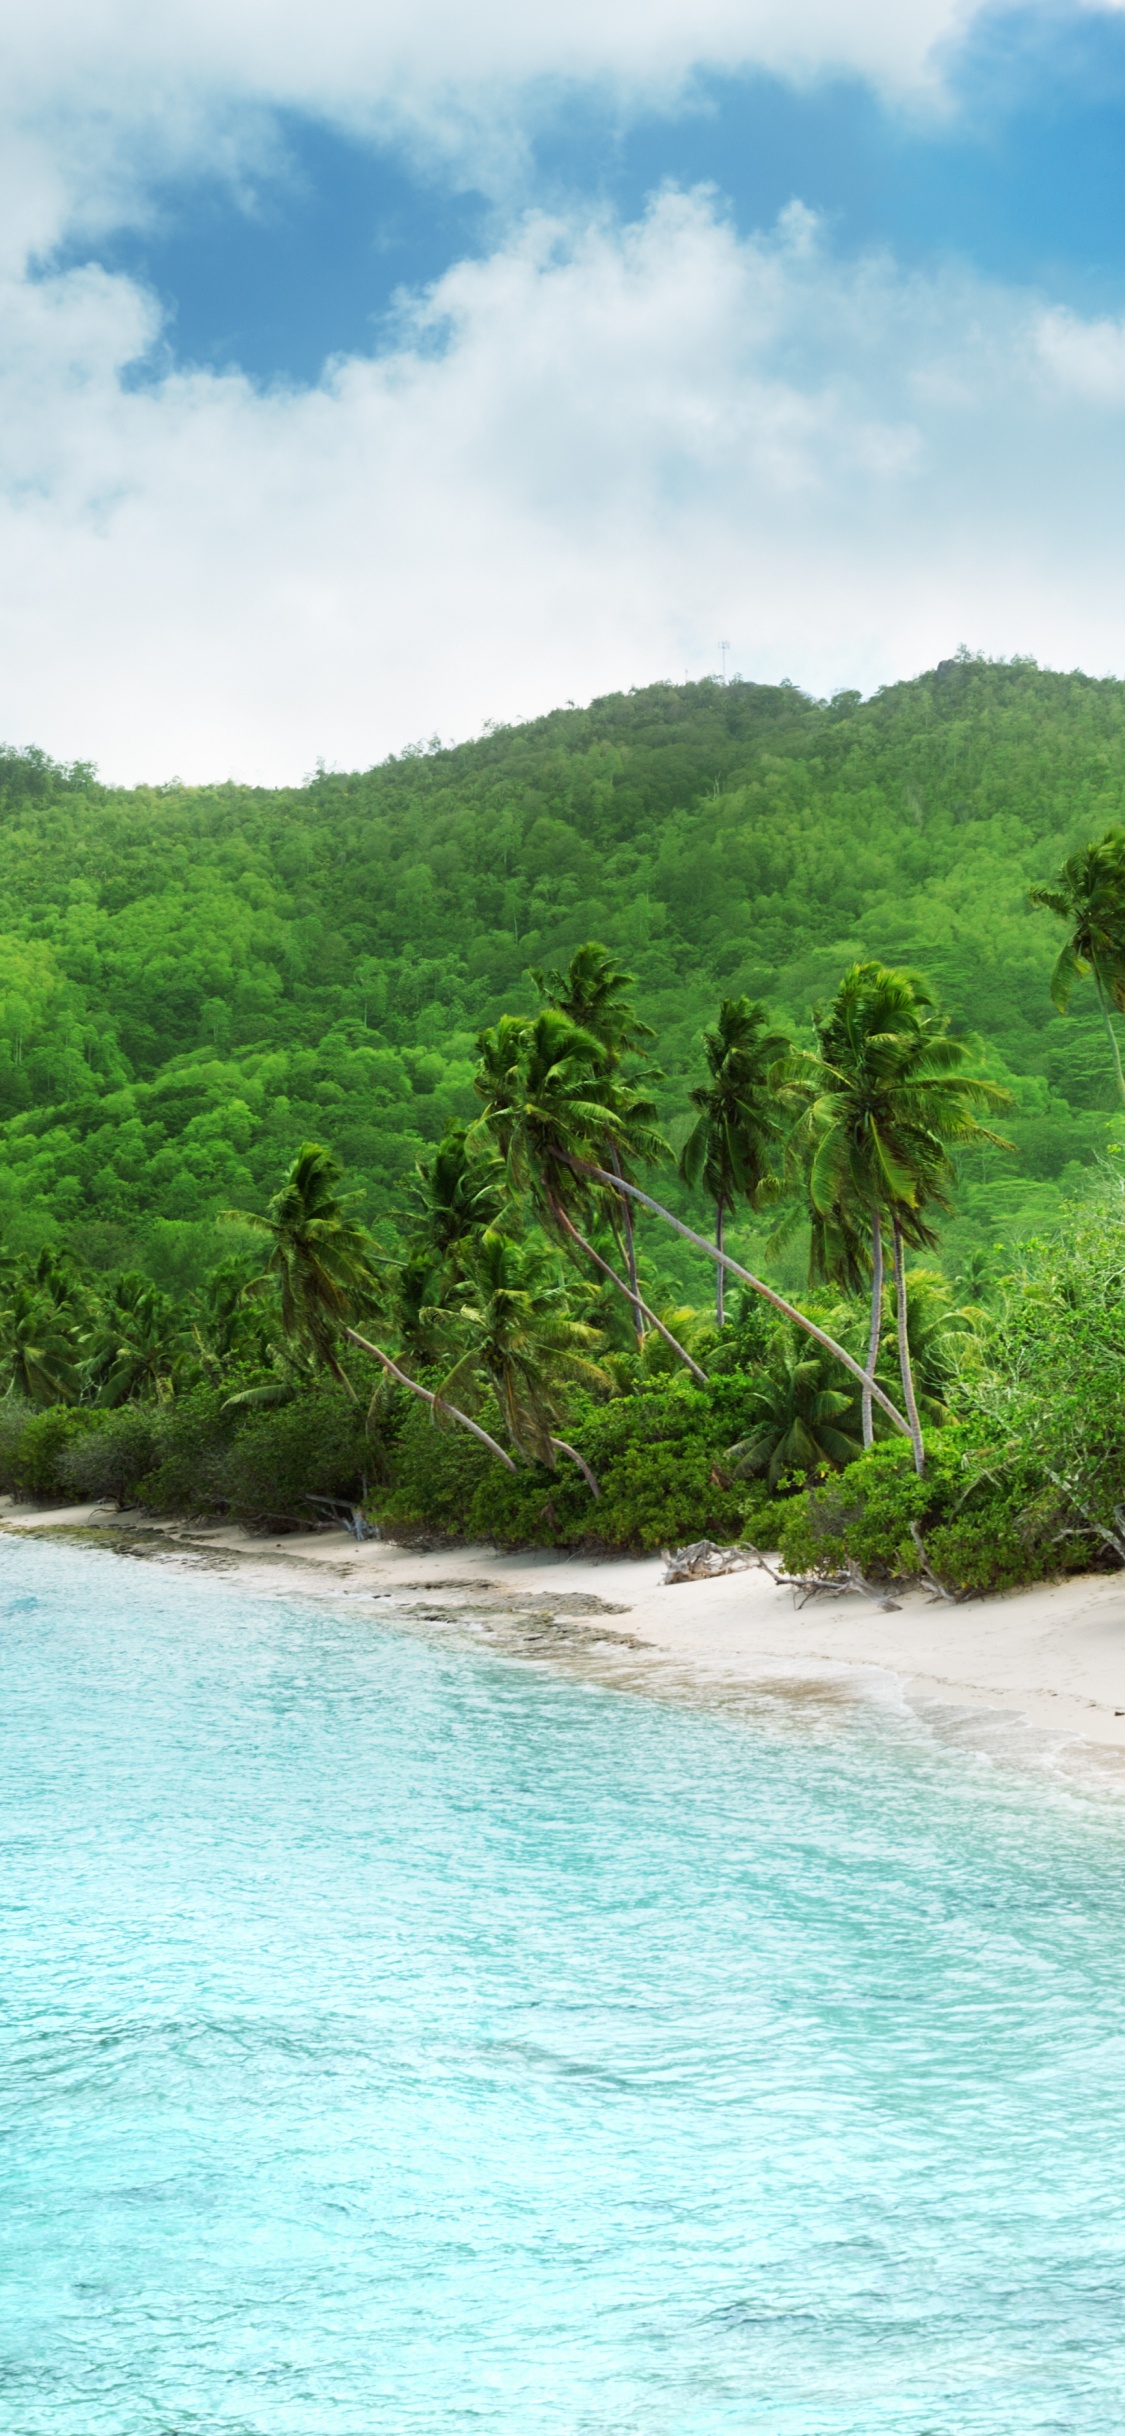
661 1538 757 1583
742 1542 899 1609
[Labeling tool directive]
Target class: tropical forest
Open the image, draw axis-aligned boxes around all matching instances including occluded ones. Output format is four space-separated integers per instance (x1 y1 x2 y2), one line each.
3 650 1125 1595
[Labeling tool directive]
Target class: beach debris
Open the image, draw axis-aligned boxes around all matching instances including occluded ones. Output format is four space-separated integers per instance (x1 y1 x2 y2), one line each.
661 1540 758 1584
742 1543 895 1609
304 1495 380 1541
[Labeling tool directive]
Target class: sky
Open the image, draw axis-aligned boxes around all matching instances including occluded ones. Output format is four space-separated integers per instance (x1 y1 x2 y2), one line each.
7 1 1125 782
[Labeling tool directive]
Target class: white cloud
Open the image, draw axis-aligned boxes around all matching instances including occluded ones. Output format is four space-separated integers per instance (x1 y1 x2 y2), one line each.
2 191 1125 783
0 0 1001 278
1035 304 1125 402
2 0 978 155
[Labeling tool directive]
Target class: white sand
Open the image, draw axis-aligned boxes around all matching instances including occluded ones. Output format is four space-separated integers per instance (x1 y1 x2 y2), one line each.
6 1496 1125 1755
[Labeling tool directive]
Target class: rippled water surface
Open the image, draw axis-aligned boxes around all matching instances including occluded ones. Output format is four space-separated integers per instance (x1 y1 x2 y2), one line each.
4 1538 1125 2431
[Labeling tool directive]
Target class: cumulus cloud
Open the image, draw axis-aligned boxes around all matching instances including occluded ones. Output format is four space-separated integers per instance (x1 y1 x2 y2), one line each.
1 190 1124 783
3 0 978 164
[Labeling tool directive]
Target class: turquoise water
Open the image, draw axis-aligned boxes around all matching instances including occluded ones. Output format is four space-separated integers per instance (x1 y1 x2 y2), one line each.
3 1543 1125 2432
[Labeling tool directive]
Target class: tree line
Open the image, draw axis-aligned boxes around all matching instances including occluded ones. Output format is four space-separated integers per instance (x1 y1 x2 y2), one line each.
3 810 1122 1563
3 658 1125 1287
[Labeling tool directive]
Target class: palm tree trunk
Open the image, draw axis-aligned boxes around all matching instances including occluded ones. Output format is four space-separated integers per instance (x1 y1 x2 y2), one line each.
1094 972 1125 1108
890 1219 925 1477
550 1202 708 1387
578 1161 911 1439
607 1145 645 1344
715 1202 725 1330
550 1437 600 1497
341 1326 519 1471
862 1212 884 1451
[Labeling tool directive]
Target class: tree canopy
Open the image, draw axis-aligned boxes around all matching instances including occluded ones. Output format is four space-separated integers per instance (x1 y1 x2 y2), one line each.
2 655 1125 1300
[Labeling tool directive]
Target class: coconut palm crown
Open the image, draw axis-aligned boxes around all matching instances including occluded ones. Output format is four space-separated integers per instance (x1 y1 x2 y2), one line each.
1029 828 1125 1105
800 963 1010 1472
224 1142 381 1397
678 996 793 1327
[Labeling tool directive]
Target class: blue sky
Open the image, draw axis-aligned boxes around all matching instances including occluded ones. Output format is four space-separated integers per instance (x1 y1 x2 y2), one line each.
58 9 1125 382
6 0 1125 779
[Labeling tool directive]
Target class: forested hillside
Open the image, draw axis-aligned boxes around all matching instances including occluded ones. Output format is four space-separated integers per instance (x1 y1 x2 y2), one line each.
2 653 1123 1291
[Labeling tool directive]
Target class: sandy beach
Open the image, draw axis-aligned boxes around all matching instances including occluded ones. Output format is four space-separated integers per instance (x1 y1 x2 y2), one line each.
7 1496 1125 1758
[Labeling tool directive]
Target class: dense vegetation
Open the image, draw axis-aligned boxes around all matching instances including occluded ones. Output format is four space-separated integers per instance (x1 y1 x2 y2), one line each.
4 653 1125 1289
5 651 1125 1596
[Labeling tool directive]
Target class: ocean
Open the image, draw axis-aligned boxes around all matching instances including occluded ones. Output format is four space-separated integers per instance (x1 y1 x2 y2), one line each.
2 1533 1124 2432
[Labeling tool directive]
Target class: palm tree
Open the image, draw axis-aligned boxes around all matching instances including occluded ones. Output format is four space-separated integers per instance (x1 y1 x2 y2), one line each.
0 1248 89 1405
678 997 793 1327
402 1125 504 1282
883 1267 977 1429
226 1143 376 1398
726 1321 862 1492
392 1125 506 1367
800 964 1010 1473
475 1007 915 1437
225 1144 518 1472
531 941 656 1062
87 1272 186 1405
471 1009 706 1381
532 943 655 1340
432 1228 609 1491
1029 830 1125 1105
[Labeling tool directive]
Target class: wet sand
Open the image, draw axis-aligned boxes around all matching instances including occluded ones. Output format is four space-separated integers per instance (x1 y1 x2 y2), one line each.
6 1497 1125 1755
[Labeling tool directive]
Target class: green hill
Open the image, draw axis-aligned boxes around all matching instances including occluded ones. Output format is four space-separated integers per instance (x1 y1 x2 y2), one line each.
2 652 1123 1292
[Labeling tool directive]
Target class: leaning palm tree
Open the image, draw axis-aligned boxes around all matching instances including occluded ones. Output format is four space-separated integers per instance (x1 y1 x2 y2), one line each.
474 1009 915 1438
532 943 655 1340
678 997 793 1327
472 1009 706 1382
225 1144 518 1472
1030 829 1125 1105
799 964 1011 1472
432 1228 609 1492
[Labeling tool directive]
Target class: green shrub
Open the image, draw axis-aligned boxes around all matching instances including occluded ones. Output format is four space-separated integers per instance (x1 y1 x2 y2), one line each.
132 1387 238 1516
3 1404 101 1501
923 1509 1054 1598
771 1427 1062 1596
0 1399 35 1495
220 1389 371 1529
382 1375 769 1552
60 1406 166 1507
371 1394 499 1540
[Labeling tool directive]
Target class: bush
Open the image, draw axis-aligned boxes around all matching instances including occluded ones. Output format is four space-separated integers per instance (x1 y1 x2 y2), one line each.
132 1387 239 1516
0 1399 35 1494
221 1388 371 1528
377 1374 771 1552
2 1404 101 1501
60 1406 166 1507
374 1393 499 1540
771 1427 1063 1597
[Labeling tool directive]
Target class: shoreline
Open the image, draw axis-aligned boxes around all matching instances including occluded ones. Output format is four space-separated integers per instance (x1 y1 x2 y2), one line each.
6 1498 1125 1761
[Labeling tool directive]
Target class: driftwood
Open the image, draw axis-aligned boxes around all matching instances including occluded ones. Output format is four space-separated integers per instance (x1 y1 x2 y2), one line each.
662 1531 963 1607
742 1543 900 1609
661 1539 758 1584
304 1494 380 1542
